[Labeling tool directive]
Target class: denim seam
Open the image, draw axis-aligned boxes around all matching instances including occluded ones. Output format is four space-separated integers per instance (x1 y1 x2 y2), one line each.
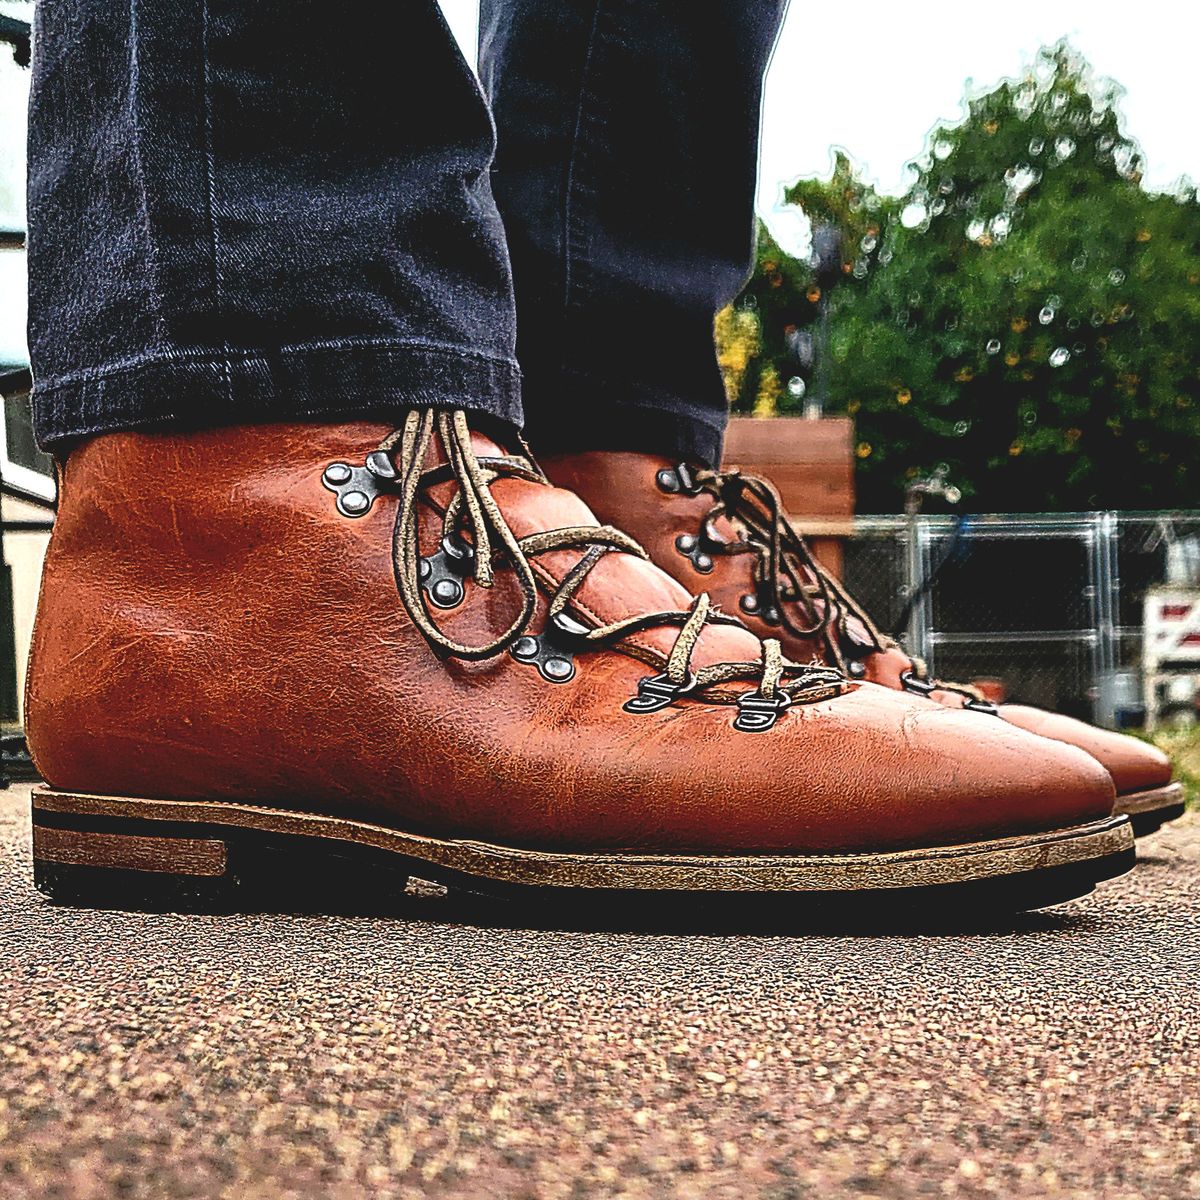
198 0 233 405
561 0 605 318
126 0 168 353
36 338 524 391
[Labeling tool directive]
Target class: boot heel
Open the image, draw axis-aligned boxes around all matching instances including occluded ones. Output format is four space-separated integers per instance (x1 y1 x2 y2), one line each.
33 817 238 910
31 798 411 913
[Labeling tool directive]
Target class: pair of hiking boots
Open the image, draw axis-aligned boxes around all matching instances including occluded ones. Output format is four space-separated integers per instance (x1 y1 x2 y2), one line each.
27 415 1181 916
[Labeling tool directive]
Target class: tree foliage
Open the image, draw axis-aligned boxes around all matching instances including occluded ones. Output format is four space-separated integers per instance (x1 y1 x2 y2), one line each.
722 44 1200 511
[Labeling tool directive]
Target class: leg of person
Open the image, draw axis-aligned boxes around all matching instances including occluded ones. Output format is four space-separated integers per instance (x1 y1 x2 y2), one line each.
480 0 785 467
24 2 1129 917
489 2 1176 833
29 0 521 444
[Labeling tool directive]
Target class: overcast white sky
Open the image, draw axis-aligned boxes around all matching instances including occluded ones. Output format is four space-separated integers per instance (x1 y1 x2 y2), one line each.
0 0 1196 360
444 0 1199 257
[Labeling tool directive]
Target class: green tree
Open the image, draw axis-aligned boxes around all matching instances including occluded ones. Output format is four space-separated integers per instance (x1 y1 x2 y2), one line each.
732 43 1200 512
719 159 896 417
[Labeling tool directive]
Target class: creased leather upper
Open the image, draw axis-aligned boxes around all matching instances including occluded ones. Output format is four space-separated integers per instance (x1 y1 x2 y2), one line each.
25 424 1115 855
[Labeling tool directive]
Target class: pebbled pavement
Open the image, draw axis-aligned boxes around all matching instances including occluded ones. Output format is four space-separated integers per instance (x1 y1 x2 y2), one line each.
1 784 1198 1199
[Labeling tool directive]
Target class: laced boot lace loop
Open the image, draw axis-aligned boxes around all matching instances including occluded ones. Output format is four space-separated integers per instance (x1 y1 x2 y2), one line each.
671 463 889 672
333 411 852 722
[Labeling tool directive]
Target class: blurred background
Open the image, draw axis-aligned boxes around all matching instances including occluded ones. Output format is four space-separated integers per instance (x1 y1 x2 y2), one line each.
0 1 1194 761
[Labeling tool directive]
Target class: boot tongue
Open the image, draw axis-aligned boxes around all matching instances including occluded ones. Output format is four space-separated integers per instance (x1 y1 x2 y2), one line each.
466 431 510 460
484 471 770 677
423 426 775 672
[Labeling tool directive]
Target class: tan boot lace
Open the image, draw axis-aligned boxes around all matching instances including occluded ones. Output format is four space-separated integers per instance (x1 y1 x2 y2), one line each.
674 464 997 711
333 410 850 728
667 464 887 672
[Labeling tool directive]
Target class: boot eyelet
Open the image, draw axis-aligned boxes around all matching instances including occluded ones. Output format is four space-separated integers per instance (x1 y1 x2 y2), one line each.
543 657 574 681
675 531 716 574
323 451 406 517
656 463 699 496
365 449 398 480
510 611 589 684
847 660 867 678
323 459 385 517
419 536 476 610
512 636 540 661
623 672 695 714
899 669 936 697
740 593 759 614
430 578 464 608
733 691 791 733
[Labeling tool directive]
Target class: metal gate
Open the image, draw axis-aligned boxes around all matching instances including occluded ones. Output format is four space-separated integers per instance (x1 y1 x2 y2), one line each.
841 512 1200 729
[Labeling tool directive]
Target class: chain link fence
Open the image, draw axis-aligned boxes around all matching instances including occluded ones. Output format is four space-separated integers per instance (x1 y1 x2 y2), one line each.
840 511 1200 730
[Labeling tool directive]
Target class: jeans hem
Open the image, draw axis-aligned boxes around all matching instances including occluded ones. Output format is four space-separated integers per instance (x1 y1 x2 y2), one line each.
33 340 524 450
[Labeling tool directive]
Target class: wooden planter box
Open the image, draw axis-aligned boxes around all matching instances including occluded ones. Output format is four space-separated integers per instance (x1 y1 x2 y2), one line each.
721 416 855 575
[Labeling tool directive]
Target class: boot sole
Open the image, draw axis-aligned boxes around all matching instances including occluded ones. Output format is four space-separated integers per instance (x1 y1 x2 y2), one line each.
29 786 1134 915
1115 782 1187 837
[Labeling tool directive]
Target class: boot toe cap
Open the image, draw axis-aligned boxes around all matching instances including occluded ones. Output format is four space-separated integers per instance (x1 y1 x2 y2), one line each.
754 685 1117 854
998 704 1173 797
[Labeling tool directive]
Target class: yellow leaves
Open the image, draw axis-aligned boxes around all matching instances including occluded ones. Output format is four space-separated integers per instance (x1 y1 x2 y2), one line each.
1005 352 1020 367
896 388 912 405
954 367 975 383
754 363 781 418
1136 229 1152 243
847 399 862 414
806 286 822 303
855 441 873 459
1011 317 1029 333
1008 440 1024 457
714 304 762 405
984 120 999 135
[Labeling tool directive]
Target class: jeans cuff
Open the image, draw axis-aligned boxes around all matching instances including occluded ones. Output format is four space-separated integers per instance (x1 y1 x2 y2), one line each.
33 340 524 450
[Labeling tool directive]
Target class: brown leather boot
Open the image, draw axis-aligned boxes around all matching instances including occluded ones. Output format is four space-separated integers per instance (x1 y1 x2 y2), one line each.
25 412 1131 913
542 451 1181 838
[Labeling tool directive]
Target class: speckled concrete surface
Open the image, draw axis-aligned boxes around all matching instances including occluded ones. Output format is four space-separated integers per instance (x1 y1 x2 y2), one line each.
2 785 1198 1199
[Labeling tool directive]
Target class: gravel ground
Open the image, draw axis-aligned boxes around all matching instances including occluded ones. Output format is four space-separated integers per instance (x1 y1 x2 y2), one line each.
2 784 1198 1200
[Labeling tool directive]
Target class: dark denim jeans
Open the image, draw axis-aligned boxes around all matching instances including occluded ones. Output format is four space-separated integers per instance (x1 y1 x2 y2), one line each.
28 1 787 466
